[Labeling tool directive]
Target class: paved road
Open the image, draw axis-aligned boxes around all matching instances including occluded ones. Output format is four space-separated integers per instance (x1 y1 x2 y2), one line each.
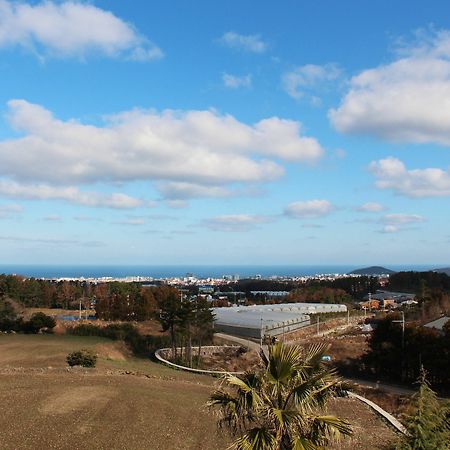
215 332 449 399
346 377 417 396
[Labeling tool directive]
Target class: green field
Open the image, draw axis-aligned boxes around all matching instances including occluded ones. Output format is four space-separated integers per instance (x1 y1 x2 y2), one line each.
0 334 396 450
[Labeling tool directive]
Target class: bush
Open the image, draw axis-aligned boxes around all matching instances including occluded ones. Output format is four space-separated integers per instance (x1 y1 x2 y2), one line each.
66 348 97 367
23 312 56 334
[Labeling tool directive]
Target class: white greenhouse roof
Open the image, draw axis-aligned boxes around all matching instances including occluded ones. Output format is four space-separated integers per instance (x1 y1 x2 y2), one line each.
213 302 347 330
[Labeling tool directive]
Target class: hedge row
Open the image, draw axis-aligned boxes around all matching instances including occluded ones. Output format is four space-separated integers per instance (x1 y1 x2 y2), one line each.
67 323 171 356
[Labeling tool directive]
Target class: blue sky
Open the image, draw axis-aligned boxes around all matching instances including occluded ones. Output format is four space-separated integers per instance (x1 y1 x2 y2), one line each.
0 0 449 266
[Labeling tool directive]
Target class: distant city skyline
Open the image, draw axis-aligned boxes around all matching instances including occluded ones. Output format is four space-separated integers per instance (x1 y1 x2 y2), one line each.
0 0 449 265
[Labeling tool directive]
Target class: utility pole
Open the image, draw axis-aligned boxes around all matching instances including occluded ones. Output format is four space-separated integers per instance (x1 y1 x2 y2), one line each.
260 317 263 347
79 299 82 320
316 316 320 336
347 308 350 326
393 311 406 380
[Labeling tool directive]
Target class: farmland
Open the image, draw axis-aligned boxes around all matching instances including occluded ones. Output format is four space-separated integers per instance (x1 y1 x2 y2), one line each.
0 333 398 449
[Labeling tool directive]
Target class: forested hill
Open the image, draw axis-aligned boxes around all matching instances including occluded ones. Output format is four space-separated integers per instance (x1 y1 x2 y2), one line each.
350 266 395 275
387 271 450 293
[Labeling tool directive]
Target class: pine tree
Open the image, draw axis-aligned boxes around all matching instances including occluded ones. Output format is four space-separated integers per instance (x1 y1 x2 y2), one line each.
396 369 450 450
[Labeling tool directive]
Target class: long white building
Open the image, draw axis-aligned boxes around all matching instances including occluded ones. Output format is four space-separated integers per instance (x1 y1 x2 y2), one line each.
213 302 347 338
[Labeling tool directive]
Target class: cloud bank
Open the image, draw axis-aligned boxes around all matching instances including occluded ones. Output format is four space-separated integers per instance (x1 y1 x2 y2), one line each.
0 100 324 205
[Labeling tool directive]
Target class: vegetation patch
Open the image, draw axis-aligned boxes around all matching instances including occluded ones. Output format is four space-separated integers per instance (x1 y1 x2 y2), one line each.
66 348 97 368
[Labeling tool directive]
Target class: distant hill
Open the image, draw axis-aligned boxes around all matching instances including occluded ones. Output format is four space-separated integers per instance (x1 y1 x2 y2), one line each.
350 266 396 276
434 267 450 276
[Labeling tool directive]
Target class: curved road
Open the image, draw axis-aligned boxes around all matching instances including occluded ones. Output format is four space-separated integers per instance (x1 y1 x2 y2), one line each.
215 332 429 397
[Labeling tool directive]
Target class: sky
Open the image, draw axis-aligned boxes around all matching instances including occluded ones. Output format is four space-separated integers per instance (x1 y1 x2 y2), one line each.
0 0 449 266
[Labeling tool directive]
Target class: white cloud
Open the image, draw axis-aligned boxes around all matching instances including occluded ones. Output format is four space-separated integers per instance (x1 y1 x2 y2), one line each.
219 31 267 53
222 73 252 89
329 29 450 144
282 64 341 101
0 0 163 61
382 213 424 225
203 214 271 232
356 202 386 213
0 100 324 204
0 180 143 209
165 200 188 209
381 225 399 234
378 213 424 233
0 203 22 218
370 157 450 197
0 234 104 246
157 182 231 200
113 217 146 226
284 200 334 219
42 214 62 222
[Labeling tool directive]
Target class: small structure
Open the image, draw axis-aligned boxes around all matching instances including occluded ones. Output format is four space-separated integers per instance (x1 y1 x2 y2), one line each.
424 316 449 334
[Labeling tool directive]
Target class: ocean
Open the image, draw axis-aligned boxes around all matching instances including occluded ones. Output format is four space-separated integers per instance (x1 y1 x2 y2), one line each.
0 264 439 279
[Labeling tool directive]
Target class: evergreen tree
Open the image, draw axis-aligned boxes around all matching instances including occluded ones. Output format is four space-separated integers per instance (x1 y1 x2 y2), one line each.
395 369 450 450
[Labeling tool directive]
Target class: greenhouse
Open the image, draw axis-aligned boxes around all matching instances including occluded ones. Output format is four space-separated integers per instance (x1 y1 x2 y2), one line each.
213 302 347 338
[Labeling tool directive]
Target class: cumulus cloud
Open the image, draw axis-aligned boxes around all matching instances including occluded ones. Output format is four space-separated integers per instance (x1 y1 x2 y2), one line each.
203 214 271 232
330 29 450 144
0 0 163 61
356 202 386 212
369 157 450 197
0 180 143 209
219 31 267 53
0 100 324 204
282 64 341 101
284 200 334 219
222 73 252 89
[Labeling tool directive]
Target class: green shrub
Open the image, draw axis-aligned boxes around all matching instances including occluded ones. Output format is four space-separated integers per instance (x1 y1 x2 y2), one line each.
66 348 97 367
23 312 56 334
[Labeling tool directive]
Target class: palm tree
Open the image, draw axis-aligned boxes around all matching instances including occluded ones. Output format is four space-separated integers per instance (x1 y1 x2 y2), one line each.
207 342 352 450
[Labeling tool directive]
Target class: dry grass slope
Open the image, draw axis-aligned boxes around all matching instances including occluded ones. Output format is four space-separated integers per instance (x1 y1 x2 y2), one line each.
0 334 397 450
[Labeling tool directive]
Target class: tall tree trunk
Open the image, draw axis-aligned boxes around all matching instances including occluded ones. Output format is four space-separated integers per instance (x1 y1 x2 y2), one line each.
188 325 193 368
170 324 176 359
197 338 202 369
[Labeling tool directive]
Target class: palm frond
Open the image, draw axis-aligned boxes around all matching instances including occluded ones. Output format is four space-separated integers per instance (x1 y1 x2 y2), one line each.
291 436 322 450
267 342 303 384
234 427 278 450
311 414 353 441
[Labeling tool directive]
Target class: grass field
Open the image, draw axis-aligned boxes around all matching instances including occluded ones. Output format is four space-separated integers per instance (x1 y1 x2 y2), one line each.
0 333 398 450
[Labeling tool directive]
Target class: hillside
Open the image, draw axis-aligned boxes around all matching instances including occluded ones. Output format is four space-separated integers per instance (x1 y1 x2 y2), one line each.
350 266 395 276
0 333 398 450
434 267 450 276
